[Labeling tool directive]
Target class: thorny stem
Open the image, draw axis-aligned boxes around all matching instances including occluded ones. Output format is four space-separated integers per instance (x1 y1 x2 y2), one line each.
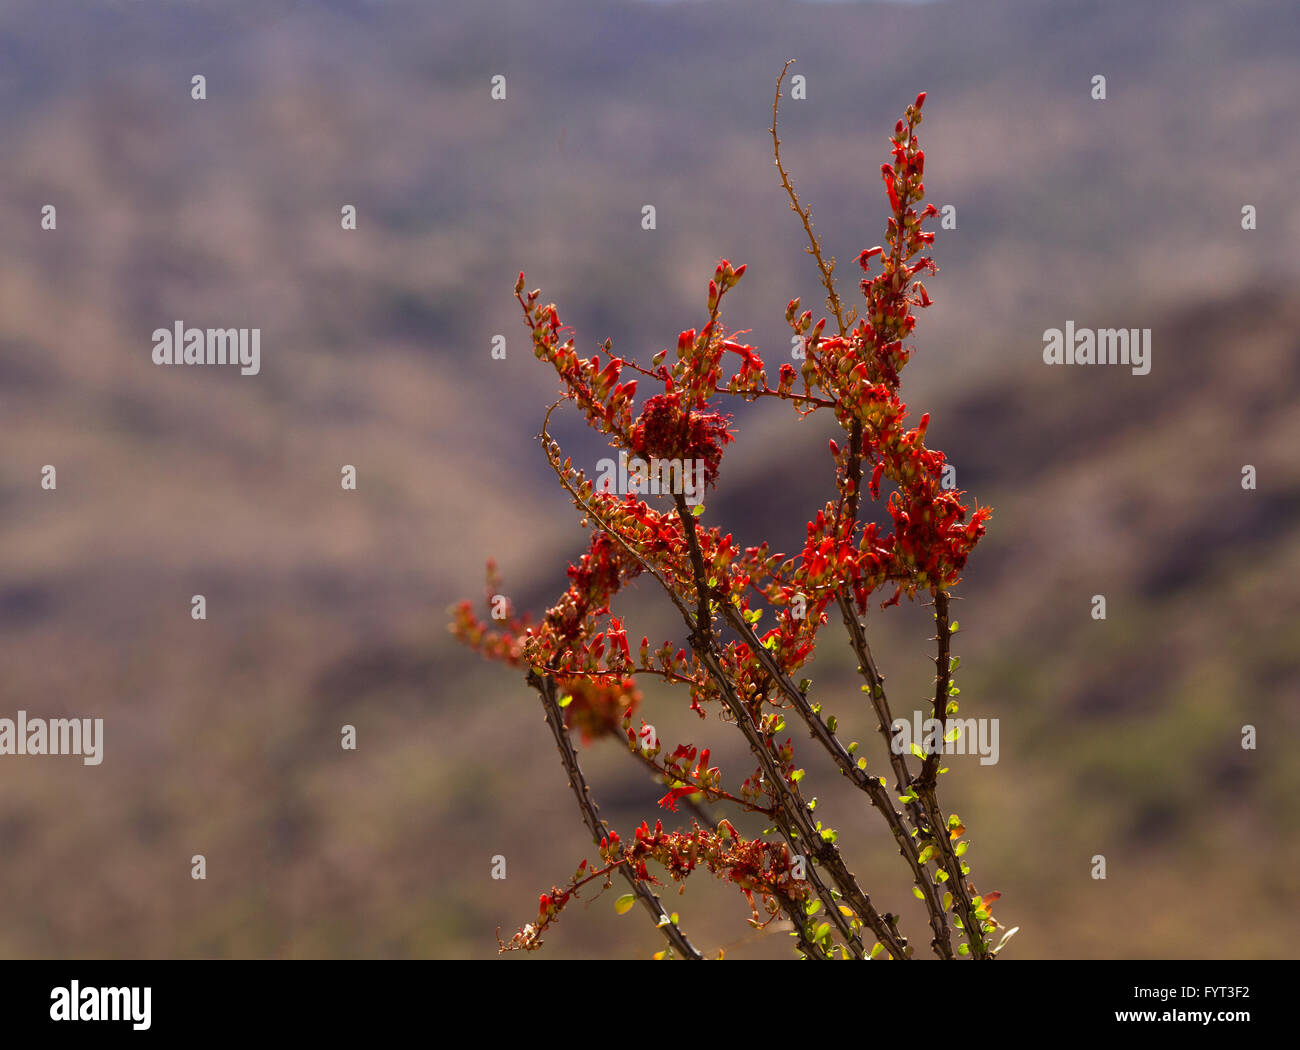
530 670 704 960
673 493 905 960
624 739 822 960
717 596 952 959
538 413 866 956
772 64 954 959
916 591 991 958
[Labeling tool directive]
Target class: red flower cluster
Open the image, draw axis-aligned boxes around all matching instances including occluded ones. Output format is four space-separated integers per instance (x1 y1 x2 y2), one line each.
629 392 733 489
499 818 810 952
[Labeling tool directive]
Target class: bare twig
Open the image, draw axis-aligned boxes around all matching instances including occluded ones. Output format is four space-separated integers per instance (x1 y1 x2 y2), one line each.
772 59 850 339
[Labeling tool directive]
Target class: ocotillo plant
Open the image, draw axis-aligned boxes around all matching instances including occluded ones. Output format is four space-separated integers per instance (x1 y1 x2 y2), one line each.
453 64 1010 960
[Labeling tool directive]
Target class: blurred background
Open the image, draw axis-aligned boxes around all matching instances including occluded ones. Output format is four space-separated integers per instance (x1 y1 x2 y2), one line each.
1 0 1297 959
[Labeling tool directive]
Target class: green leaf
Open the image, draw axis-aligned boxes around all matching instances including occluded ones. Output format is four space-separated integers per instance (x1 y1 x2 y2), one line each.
857 757 868 770
848 741 859 753
949 620 959 633
814 922 831 943
955 841 969 856
912 886 925 900
558 695 573 708
958 943 970 956
806 899 822 916
615 894 636 915
909 742 926 760
692 504 706 517
943 891 953 911
870 942 884 959
791 769 805 783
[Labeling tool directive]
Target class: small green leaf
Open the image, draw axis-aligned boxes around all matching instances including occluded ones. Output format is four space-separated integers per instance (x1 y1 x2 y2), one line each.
857 757 868 770
912 886 925 900
949 620 959 632
791 769 805 783
692 504 706 517
909 742 926 760
870 942 884 959
955 841 969 856
943 891 953 911
958 943 970 956
558 695 573 708
615 894 636 915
